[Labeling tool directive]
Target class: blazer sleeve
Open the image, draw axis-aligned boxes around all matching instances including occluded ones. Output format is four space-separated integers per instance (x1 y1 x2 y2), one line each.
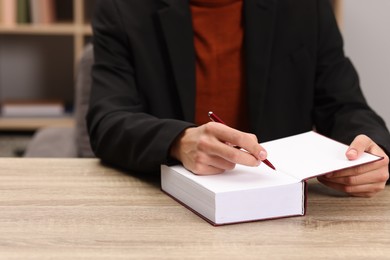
87 0 193 173
313 0 390 158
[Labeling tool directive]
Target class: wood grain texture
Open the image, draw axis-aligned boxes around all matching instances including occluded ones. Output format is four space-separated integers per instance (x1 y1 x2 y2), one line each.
0 158 389 259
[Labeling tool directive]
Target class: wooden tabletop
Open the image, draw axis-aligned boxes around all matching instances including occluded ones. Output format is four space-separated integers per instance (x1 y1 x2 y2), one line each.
0 158 389 259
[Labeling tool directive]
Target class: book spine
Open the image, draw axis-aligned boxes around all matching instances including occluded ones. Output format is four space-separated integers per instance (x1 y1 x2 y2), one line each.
17 0 30 24
29 0 38 24
1 101 65 117
41 0 55 24
30 0 55 24
1 0 16 26
0 0 2 24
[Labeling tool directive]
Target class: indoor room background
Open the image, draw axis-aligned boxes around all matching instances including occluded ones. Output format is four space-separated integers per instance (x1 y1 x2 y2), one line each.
0 0 389 156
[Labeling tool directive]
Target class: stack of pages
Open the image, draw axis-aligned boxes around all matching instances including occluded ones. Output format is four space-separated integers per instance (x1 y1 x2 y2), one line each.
161 131 382 225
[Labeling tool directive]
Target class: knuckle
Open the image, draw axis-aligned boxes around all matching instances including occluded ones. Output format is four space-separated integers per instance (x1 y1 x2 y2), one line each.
248 133 258 143
231 132 243 144
354 165 364 175
379 182 387 191
197 136 211 151
203 122 215 134
357 134 368 140
192 163 208 175
356 134 370 143
345 176 357 186
370 184 385 194
191 163 202 175
342 185 355 194
352 134 371 148
193 153 205 165
375 184 385 193
377 171 389 182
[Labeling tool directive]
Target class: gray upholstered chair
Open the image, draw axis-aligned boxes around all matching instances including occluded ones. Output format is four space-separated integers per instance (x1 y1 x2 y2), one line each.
24 44 94 158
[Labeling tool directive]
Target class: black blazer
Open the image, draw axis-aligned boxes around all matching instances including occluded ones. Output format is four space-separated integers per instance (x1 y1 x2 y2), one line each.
88 0 390 173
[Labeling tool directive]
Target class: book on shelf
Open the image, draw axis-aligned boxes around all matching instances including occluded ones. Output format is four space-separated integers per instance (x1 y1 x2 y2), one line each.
0 0 17 26
29 0 56 24
1 100 65 117
161 131 382 226
17 0 30 24
0 0 56 25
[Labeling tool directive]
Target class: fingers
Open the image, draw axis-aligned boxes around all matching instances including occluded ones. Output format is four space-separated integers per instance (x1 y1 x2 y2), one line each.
346 134 375 160
319 167 388 186
318 135 389 197
190 123 270 174
191 165 230 176
208 139 261 167
317 176 386 198
189 153 236 175
194 125 262 168
324 158 386 179
170 123 265 175
203 122 267 163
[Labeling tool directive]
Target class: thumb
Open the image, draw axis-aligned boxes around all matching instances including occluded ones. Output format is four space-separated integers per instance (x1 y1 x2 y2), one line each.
346 135 372 161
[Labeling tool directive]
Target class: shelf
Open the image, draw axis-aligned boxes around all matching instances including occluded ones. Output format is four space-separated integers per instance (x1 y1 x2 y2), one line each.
0 0 94 131
0 117 75 131
0 24 92 36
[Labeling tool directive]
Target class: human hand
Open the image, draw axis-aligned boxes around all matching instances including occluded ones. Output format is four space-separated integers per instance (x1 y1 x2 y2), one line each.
318 135 389 197
169 122 268 175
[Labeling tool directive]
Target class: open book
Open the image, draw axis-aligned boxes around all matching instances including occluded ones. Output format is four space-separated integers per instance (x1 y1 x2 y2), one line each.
161 131 382 225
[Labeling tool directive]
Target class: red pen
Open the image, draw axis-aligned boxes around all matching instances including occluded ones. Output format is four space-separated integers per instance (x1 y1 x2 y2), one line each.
208 111 276 170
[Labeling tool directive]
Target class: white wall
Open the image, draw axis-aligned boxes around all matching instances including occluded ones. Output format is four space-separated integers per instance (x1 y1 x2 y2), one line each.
342 0 390 128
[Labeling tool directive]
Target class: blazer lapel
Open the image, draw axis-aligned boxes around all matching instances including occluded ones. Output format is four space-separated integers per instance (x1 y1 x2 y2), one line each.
244 0 277 134
157 0 196 122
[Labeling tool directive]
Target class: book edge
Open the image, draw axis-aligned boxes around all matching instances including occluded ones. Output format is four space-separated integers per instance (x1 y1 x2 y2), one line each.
161 165 306 225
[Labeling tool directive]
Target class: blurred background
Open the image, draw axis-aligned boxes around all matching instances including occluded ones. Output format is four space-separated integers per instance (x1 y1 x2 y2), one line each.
342 0 390 130
0 0 389 157
0 0 95 156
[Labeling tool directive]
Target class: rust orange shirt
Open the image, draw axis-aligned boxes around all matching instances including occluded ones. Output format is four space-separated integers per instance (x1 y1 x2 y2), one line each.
190 0 249 131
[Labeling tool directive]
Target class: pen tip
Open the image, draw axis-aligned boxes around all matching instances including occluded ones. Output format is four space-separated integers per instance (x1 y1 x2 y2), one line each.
208 111 213 116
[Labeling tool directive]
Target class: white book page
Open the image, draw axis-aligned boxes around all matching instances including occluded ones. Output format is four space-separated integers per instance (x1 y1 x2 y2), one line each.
262 131 382 181
169 164 299 194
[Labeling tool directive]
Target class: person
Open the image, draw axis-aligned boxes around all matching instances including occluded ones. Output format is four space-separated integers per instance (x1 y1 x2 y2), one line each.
87 0 390 197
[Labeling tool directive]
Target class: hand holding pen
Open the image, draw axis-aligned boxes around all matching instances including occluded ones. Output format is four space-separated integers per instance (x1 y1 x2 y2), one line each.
169 111 275 175
208 111 276 170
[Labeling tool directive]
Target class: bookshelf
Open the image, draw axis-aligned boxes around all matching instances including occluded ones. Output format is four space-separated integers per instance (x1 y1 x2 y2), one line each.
0 0 95 130
0 0 342 131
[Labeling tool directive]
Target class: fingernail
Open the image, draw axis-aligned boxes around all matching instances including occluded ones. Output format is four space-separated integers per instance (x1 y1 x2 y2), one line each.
259 150 267 160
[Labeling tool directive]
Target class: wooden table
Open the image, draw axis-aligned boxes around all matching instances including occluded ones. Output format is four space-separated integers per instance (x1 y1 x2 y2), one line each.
0 158 389 259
